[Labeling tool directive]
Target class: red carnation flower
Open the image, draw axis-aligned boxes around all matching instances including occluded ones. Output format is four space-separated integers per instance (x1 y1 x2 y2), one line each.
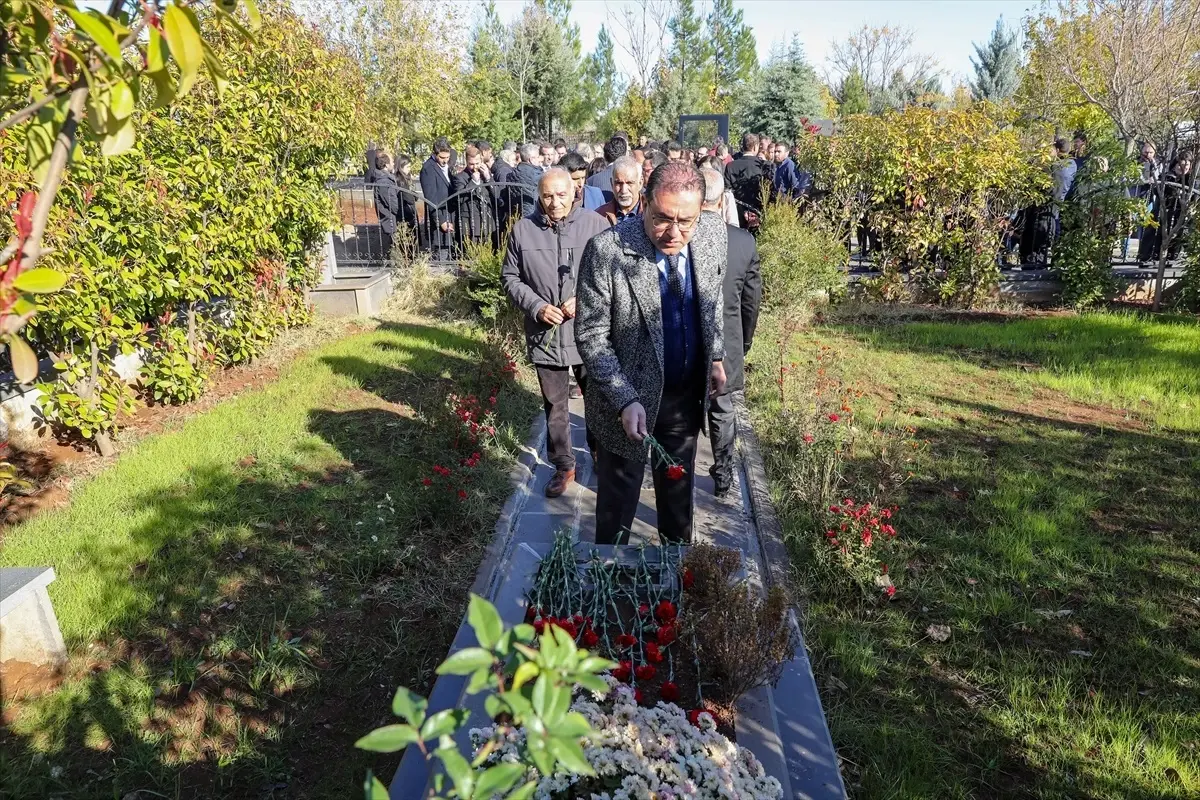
635 664 656 681
581 628 599 648
660 681 680 702
524 606 537 623
634 688 645 705
533 619 545 635
458 489 467 500
803 433 814 443
644 642 664 663
682 568 695 590
421 477 432 486
655 624 677 646
560 620 578 638
885 585 896 598
612 660 633 683
666 464 685 481
616 633 637 648
828 413 841 423
638 603 650 616
687 709 711 727
655 600 677 624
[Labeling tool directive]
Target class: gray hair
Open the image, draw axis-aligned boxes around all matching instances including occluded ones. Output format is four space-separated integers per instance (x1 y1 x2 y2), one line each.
499 148 516 165
700 167 725 205
612 155 640 181
575 142 595 161
539 167 572 190
518 142 540 163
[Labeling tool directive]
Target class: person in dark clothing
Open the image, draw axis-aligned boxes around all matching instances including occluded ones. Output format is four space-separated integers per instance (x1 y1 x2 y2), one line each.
724 132 771 231
419 137 454 259
501 169 610 498
392 155 423 249
373 152 400 260
770 141 810 201
587 136 629 201
514 143 546 218
699 167 760 496
451 144 496 247
559 151 606 211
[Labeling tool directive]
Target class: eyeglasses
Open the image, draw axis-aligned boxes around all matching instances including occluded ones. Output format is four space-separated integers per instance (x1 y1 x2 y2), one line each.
649 215 698 233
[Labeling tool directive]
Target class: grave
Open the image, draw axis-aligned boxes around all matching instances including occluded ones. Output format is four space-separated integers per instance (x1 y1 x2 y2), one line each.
1 567 67 669
389 396 845 798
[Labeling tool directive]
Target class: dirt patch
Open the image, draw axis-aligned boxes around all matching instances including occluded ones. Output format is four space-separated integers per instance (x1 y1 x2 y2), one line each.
0 659 63 703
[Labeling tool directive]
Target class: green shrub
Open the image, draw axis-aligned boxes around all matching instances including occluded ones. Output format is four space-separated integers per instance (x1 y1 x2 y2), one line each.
139 324 210 405
757 199 847 318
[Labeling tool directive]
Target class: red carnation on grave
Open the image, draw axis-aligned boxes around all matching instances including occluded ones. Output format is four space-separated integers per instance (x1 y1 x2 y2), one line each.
421 477 432 487
524 606 537 623
458 489 468 500
655 600 677 624
612 660 633 683
828 413 840 423
638 603 650 617
560 620 579 638
666 464 685 481
885 585 896 598
635 664 656 681
803 433 814 443
616 633 637 648
660 681 680 702
687 709 711 727
644 642 664 663
655 624 677 646
533 619 546 635
581 628 599 648
682 568 695 590
634 688 645 705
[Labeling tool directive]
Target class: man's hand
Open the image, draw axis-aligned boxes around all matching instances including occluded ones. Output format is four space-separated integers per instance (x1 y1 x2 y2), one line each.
710 361 727 398
537 304 565 325
621 402 648 442
441 221 454 232
560 296 577 319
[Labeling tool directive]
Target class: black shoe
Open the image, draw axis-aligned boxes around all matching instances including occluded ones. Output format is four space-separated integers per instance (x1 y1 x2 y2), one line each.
710 465 732 497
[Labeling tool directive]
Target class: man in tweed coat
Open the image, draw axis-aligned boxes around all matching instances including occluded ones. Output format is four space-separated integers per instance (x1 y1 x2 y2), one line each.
576 161 728 544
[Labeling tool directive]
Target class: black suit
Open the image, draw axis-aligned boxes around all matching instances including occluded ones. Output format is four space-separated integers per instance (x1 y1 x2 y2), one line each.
419 156 452 255
707 222 761 488
586 164 614 203
724 154 770 229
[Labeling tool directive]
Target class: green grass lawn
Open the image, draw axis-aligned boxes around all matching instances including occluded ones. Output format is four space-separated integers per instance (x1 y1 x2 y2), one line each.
749 307 1200 799
0 315 539 799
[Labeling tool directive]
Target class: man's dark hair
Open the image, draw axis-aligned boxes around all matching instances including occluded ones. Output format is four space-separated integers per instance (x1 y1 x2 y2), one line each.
1053 138 1069 154
666 140 682 154
603 135 629 163
375 152 391 170
1073 130 1088 142
741 132 759 154
645 151 668 170
646 140 660 152
614 130 630 143
558 151 588 173
553 137 567 149
539 140 553 151
645 160 704 201
476 139 492 153
588 157 607 176
433 136 451 155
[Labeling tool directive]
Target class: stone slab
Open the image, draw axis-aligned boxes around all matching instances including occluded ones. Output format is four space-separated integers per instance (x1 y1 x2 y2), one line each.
0 567 66 668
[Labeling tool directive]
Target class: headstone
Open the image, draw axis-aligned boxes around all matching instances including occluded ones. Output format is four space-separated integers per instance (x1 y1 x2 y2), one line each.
0 567 67 668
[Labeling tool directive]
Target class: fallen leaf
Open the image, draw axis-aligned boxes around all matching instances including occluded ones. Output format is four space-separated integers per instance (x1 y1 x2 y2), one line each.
1034 609 1073 619
926 624 951 643
1069 650 1093 658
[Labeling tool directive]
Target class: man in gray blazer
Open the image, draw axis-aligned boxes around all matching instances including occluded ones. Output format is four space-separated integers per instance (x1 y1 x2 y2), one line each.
576 161 728 544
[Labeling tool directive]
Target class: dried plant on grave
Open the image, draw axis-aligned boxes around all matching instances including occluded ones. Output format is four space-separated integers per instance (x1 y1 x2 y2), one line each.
680 545 797 706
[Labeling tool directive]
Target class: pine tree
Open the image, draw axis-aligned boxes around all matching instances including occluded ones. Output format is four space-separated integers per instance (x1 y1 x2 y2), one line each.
969 17 1021 101
838 69 870 116
707 0 758 110
465 1 522 145
733 37 822 142
667 0 710 101
574 25 622 130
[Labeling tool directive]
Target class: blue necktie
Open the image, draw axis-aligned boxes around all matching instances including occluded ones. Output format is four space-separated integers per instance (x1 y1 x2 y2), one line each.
666 253 684 301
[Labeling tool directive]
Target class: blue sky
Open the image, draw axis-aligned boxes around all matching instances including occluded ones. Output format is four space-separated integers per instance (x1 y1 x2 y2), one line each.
479 0 1039 87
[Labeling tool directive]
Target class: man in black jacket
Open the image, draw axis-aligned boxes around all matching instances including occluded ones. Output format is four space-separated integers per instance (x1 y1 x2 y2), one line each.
501 168 610 498
372 152 400 260
724 132 771 231
586 135 629 201
699 167 761 497
419 137 454 259
514 143 546 218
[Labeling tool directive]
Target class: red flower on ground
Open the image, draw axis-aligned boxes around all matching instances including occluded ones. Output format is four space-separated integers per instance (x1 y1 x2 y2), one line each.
682 568 695 590
634 688 645 705
666 464 685 481
655 600 677 624
655 624 677 646
635 664 656 681
421 477 432 487
560 620 578 638
644 642 664 663
458 489 468 500
885 585 896 598
803 433 814 443
660 681 680 702
612 660 633 683
581 628 599 648
828 413 841 423
638 603 650 616
616 633 637 648
687 709 711 727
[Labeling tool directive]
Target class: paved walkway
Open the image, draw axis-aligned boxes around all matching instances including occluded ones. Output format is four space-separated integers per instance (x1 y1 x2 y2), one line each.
515 395 753 554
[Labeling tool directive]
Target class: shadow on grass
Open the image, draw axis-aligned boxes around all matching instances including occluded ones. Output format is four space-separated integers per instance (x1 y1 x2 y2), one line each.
773 386 1200 797
0 323 540 799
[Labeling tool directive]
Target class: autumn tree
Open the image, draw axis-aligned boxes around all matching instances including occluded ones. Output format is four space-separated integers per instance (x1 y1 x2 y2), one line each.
969 17 1022 101
827 24 940 112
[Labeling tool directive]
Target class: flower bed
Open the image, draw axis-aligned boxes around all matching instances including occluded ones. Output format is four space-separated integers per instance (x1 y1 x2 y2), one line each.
471 678 783 800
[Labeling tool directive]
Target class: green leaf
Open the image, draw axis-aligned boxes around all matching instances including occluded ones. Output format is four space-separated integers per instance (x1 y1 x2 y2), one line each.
9 336 40 384
505 781 537 800
530 673 551 719
162 5 204 97
552 711 591 738
465 665 494 695
364 773 390 800
511 624 536 643
107 79 134 120
572 673 608 694
242 0 263 29
419 708 467 741
473 763 526 799
25 106 57 185
544 683 570 726
510 661 539 692
354 723 419 753
546 736 594 776
576 657 617 674
66 9 123 63
436 746 475 797
390 687 426 724
202 43 229 96
467 594 503 650
100 116 135 157
13 268 67 294
437 647 494 676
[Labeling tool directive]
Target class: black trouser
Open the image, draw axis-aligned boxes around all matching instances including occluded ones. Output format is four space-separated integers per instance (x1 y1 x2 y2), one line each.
535 364 594 472
707 390 737 485
380 229 394 261
595 384 703 545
